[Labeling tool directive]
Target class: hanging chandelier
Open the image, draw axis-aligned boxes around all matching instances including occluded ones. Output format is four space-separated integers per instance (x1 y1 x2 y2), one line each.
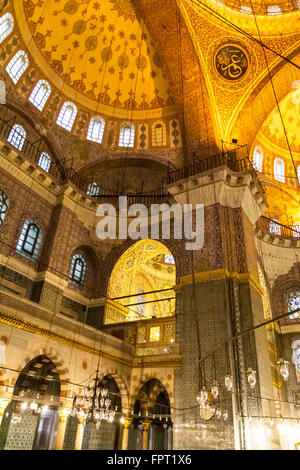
71 370 116 428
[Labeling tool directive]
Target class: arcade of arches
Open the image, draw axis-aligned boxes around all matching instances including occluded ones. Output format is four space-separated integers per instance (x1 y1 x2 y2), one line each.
0 0 299 451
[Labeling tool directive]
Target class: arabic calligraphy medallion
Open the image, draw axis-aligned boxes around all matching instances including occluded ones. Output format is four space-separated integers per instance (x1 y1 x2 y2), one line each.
215 45 248 81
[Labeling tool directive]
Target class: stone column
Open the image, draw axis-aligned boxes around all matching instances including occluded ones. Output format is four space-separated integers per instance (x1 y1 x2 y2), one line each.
142 421 151 450
163 424 169 450
55 409 69 450
121 419 132 450
74 417 85 450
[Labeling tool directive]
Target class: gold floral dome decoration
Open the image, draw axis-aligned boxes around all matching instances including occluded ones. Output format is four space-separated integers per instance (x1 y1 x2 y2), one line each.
14 0 176 117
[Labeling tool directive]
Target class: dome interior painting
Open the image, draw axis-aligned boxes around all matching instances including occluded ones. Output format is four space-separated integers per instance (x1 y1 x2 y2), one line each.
15 0 175 117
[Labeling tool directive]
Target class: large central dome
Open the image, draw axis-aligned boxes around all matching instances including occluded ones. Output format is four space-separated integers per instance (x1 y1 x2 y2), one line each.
16 0 175 117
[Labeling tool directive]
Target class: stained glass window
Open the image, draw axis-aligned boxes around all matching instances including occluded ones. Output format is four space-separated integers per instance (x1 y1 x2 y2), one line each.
0 189 9 227
165 254 175 264
267 5 281 15
292 223 300 238
253 146 263 173
287 291 300 319
56 101 77 131
270 219 281 236
86 182 100 197
274 158 285 183
7 124 26 150
16 219 42 259
38 152 51 172
29 80 51 111
240 5 252 13
136 288 145 315
0 13 14 44
119 122 135 148
69 254 87 285
149 326 160 342
87 116 105 144
6 50 29 84
152 122 166 147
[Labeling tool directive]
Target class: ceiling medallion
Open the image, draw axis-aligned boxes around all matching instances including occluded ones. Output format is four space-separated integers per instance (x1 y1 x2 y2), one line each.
215 44 248 82
109 0 138 22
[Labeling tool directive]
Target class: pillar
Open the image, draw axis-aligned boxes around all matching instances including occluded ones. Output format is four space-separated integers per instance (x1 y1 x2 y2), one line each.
163 424 169 450
142 421 151 450
55 409 69 450
74 417 85 450
121 419 132 450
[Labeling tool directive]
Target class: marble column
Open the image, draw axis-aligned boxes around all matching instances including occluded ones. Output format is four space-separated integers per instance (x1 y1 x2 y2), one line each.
142 421 151 450
74 417 85 450
121 419 132 450
55 410 69 450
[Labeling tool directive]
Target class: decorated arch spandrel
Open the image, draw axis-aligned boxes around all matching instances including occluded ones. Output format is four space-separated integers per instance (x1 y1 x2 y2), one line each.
105 240 176 325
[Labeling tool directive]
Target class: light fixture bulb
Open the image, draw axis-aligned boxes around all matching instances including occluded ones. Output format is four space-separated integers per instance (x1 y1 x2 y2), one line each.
197 387 208 406
30 400 38 411
224 374 233 391
211 381 219 399
246 368 257 389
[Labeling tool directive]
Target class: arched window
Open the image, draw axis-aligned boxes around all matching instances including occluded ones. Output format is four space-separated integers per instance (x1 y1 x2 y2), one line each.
86 182 100 197
0 189 9 227
29 80 51 111
297 165 300 184
240 5 252 13
16 219 42 259
165 254 175 265
0 13 14 44
0 339 6 365
56 101 77 131
267 5 281 14
136 288 145 315
119 122 135 148
253 146 263 173
38 152 51 172
286 291 300 319
7 124 26 150
69 254 87 285
152 121 167 147
270 219 281 236
87 116 105 144
274 158 285 183
6 50 29 84
292 223 300 238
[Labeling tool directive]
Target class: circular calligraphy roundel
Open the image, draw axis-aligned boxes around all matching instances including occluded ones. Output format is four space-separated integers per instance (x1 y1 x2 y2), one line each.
215 45 248 81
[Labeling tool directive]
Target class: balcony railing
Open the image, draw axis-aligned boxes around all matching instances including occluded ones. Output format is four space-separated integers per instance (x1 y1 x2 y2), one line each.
164 146 251 185
102 316 177 357
257 216 300 239
0 117 63 180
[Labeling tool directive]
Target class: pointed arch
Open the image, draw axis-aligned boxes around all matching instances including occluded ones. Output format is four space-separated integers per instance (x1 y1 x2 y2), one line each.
6 50 29 84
